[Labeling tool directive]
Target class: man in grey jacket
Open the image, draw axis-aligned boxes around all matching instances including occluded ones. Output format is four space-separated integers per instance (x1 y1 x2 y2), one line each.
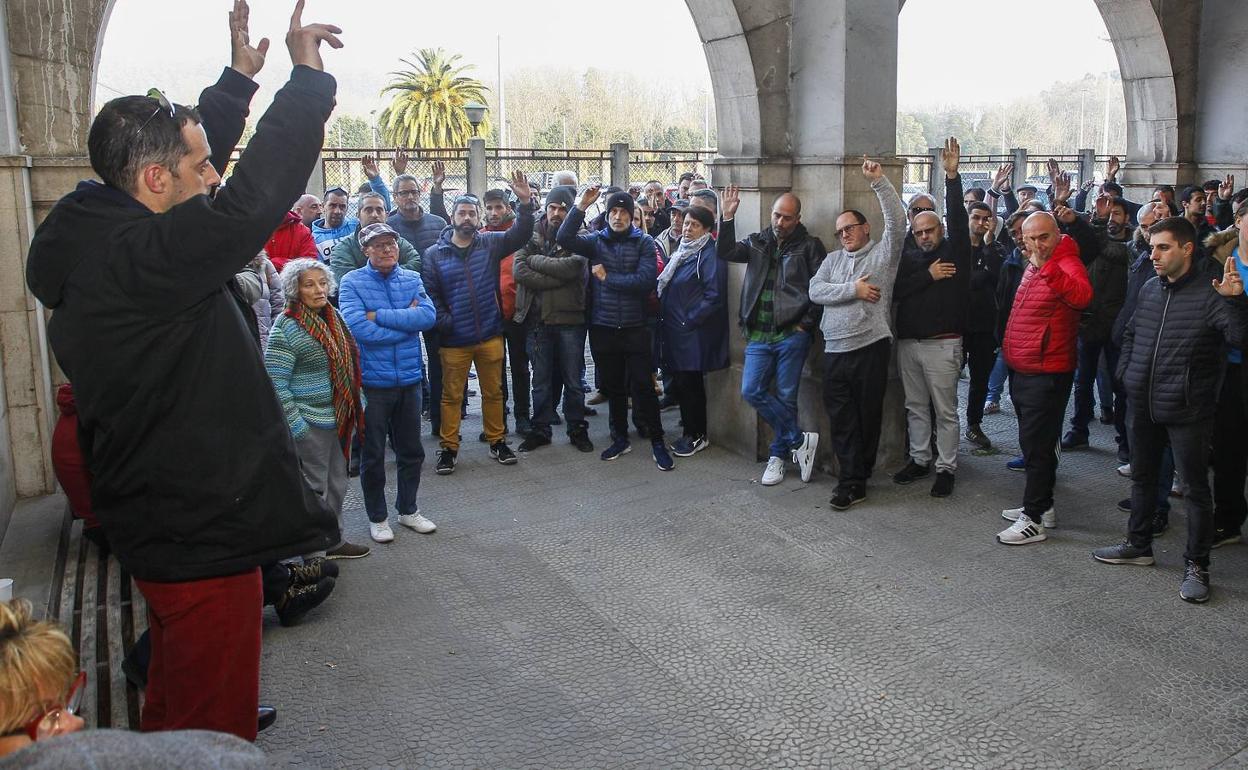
809 158 907 510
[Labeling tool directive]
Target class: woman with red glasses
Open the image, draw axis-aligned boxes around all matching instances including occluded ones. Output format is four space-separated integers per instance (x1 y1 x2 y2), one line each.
0 599 85 756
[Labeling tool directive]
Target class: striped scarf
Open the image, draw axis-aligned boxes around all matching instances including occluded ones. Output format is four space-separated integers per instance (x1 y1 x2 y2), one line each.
285 302 364 460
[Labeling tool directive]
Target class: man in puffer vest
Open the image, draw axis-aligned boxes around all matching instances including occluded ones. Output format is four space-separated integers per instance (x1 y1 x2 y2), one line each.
1093 217 1248 604
995 213 1091 546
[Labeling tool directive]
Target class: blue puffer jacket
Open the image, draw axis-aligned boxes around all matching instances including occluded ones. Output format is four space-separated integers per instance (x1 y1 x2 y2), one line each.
556 206 657 328
339 263 437 388
422 204 534 347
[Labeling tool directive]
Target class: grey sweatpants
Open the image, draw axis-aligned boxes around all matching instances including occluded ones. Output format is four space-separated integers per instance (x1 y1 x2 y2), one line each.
294 426 348 557
897 337 962 474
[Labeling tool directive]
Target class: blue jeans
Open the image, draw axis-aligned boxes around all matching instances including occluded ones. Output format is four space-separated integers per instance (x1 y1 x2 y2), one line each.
360 384 425 523
742 331 810 458
528 323 588 438
1070 336 1110 438
986 351 1008 403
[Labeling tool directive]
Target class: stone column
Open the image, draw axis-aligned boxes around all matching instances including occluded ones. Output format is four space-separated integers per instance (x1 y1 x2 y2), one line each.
609 143 629 190
467 138 487 197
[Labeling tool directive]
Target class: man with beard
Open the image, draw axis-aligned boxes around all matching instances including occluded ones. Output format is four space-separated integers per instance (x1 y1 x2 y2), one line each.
891 137 971 498
311 157 390 260
643 179 670 236
423 172 535 474
513 185 593 453
484 188 533 438
963 202 1006 451
327 191 420 285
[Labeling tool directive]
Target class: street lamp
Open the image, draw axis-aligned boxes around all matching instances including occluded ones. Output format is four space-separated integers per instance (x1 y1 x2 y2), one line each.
464 102 488 137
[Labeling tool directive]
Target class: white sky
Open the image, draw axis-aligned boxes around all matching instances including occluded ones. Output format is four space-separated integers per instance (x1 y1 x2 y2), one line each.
96 0 1121 118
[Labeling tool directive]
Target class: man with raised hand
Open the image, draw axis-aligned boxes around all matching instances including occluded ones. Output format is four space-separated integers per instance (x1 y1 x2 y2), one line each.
717 185 825 487
24 0 343 741
808 157 906 510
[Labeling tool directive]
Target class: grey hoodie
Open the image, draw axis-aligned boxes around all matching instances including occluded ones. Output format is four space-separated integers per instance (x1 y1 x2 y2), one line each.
808 175 907 353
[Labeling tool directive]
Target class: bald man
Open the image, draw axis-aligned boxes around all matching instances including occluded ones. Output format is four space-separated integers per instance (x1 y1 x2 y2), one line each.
293 194 321 228
996 212 1092 545
891 138 972 498
719 186 827 487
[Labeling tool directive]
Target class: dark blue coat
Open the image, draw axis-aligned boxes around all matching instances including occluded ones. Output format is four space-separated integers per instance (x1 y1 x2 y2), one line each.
657 239 729 372
556 206 657 329
422 205 534 347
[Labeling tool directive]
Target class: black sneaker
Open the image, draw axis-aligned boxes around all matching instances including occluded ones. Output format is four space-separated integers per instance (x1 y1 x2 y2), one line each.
569 430 594 453
1060 431 1089 450
288 557 338 585
275 576 335 627
651 440 675 471
1099 409 1114 425
518 434 551 452
829 486 865 511
491 442 518 465
1151 513 1169 536
325 541 370 559
964 425 992 450
1117 498 1132 513
892 461 931 485
1092 540 1155 566
930 471 955 498
435 449 457 475
1179 561 1211 603
658 395 679 412
1212 528 1243 549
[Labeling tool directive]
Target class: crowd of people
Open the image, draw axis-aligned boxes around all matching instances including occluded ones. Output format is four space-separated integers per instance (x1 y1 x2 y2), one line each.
4 0 1247 759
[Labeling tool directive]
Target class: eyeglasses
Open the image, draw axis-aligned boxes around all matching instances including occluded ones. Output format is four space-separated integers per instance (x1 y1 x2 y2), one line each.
11 671 86 741
395 189 421 197
135 88 174 136
835 223 865 238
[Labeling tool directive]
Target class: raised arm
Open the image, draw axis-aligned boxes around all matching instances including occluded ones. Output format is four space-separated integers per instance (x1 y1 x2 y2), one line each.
428 160 450 220
557 188 602 258
716 185 750 263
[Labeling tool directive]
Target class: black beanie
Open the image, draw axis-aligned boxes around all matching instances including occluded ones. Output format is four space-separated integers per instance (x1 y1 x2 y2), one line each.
545 185 576 209
605 191 635 219
684 204 715 231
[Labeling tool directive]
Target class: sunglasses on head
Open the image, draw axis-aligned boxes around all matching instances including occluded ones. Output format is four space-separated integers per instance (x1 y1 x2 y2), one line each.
453 194 481 207
910 205 934 215
135 88 174 136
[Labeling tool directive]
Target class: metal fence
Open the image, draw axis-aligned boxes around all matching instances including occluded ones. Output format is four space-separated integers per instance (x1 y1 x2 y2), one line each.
628 150 716 192
899 150 1124 209
320 148 469 212
483 148 612 193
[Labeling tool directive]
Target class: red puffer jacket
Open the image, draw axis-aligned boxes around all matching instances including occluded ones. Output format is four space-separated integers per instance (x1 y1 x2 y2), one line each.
1003 234 1093 375
264 211 317 272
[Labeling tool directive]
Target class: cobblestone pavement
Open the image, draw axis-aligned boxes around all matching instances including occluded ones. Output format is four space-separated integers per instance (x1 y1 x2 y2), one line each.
255 382 1248 769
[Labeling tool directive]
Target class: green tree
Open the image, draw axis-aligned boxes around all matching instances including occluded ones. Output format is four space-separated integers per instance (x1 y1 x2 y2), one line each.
327 115 372 148
379 48 491 148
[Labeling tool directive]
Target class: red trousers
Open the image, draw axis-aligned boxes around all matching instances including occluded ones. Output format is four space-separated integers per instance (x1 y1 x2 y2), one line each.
134 569 262 741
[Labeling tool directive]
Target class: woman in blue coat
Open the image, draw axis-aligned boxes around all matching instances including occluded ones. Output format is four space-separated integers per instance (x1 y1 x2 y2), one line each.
657 204 729 457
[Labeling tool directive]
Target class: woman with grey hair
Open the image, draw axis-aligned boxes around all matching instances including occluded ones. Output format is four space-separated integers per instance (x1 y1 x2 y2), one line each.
265 258 370 562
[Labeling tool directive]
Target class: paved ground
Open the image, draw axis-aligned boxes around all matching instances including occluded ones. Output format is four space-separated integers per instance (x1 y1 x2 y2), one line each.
253 384 1248 769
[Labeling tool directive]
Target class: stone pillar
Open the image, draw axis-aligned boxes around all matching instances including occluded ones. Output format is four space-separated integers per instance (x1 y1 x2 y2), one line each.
1011 148 1028 191
609 143 629 190
467 138 486 197
306 153 325 197
928 147 944 209
1078 149 1096 189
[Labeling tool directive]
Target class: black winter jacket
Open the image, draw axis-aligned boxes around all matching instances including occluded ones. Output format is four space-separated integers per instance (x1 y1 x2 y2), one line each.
1079 220 1131 344
1111 227 1158 347
995 249 1027 344
25 67 339 581
968 240 1006 335
1117 261 1248 424
557 206 657 329
716 220 827 333
893 174 972 339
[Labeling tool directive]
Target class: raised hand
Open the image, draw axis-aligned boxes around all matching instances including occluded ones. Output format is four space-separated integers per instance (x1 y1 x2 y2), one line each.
393 150 409 176
1220 173 1235 201
1053 204 1078 224
984 217 997 245
1052 171 1072 204
854 274 881 303
361 155 379 179
285 0 343 72
861 156 883 181
1107 155 1120 181
992 162 1013 191
578 183 602 210
721 185 741 219
1094 193 1111 221
229 0 269 78
430 160 446 191
1046 158 1060 183
928 260 957 281
510 169 532 204
941 137 961 178
1214 252 1244 297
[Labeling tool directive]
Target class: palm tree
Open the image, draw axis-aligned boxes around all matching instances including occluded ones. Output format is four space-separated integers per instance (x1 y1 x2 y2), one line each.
379 48 491 148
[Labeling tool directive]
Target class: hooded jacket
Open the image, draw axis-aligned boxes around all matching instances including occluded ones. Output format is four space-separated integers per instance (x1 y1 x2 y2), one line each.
23 66 340 582
1002 235 1093 375
557 206 658 329
1118 259 1248 424
423 203 535 347
513 216 588 326
264 211 317 272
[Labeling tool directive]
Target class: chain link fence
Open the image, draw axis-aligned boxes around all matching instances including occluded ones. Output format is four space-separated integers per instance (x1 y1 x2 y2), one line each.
320 148 469 213
482 149 612 198
628 150 715 194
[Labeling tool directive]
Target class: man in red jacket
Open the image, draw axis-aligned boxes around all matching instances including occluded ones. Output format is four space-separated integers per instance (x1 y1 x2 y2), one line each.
996 212 1092 545
264 209 317 272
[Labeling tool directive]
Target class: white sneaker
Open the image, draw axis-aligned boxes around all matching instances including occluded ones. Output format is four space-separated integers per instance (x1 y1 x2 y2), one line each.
1117 463 1132 478
369 521 395 543
997 513 1047 546
398 512 436 533
792 432 819 483
1001 506 1057 529
761 456 786 486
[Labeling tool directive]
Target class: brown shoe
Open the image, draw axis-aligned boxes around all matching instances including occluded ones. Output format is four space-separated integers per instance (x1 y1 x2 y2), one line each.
325 541 371 560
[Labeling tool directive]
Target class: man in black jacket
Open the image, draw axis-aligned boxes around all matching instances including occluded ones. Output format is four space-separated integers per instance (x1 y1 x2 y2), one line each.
1093 218 1248 604
964 202 1005 450
24 2 343 740
891 137 971 498
717 186 825 487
